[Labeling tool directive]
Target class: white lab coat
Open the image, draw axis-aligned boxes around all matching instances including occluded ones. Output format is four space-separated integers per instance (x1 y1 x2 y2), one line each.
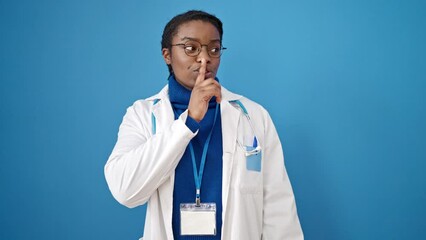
105 85 303 240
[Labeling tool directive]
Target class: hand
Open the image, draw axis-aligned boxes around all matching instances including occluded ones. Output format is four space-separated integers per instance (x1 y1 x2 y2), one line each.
188 58 222 122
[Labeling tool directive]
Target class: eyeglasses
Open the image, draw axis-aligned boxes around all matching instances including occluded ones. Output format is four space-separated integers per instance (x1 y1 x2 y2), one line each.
171 40 227 58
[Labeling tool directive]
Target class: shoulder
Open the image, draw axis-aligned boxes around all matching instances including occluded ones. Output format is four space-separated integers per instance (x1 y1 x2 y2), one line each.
127 85 169 111
222 86 269 118
239 97 268 115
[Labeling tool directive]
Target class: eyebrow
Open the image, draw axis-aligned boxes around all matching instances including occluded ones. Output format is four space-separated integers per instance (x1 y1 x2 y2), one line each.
180 37 221 42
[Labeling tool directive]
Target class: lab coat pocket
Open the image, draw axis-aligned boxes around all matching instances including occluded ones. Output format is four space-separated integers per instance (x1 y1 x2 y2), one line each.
245 146 262 172
235 145 263 195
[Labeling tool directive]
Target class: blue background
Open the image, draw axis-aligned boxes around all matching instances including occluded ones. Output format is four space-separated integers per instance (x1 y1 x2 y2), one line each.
1 0 425 239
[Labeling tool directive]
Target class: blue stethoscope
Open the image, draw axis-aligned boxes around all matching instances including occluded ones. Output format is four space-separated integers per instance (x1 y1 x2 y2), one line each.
228 100 262 157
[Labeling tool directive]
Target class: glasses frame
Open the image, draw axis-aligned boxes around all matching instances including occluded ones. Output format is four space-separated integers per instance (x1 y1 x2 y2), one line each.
171 40 227 58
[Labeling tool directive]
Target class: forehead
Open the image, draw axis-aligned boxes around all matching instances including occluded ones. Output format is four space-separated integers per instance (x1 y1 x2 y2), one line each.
173 20 220 42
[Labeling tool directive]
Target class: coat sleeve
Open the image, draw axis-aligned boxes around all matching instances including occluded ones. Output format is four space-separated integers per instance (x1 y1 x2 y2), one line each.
104 101 196 208
261 109 304 240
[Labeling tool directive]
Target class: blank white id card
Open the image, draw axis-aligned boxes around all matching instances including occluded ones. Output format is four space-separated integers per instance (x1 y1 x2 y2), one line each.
180 203 216 236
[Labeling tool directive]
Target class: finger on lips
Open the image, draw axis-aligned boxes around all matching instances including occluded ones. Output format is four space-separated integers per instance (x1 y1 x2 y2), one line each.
194 58 222 102
196 58 207 84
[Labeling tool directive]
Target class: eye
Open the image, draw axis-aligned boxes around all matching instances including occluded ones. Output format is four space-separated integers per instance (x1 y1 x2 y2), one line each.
209 46 221 56
210 47 220 53
184 44 199 54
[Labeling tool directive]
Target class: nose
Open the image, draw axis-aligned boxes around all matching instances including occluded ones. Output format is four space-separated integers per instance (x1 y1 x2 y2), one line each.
196 46 211 63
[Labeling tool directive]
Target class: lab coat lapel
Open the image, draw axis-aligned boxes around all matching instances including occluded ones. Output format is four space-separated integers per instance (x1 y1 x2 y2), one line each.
150 85 174 136
220 93 241 227
151 96 174 135
150 86 176 240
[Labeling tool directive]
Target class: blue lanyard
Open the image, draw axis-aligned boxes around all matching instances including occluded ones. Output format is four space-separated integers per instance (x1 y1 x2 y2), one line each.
173 104 220 206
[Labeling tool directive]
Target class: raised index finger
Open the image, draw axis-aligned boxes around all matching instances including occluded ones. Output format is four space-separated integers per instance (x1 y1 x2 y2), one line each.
195 58 207 85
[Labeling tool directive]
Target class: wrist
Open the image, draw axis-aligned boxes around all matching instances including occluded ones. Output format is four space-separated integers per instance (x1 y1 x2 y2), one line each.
185 115 200 132
188 110 202 122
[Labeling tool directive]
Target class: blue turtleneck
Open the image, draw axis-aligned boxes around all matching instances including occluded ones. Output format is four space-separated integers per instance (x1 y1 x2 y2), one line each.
169 75 223 240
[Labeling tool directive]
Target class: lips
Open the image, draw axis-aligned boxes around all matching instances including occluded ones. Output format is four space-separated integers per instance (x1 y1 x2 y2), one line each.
194 68 214 79
194 67 213 72
204 71 213 79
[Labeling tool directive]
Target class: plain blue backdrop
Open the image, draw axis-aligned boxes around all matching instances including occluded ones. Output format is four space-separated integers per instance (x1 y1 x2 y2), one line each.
1 0 425 239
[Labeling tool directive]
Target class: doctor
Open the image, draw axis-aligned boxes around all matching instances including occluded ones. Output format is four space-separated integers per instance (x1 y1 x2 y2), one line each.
105 10 303 240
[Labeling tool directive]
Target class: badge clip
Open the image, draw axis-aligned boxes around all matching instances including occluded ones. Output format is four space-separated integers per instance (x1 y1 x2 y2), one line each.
195 189 201 206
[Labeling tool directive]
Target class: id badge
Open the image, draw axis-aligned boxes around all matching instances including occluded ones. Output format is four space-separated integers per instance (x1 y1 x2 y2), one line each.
180 203 216 236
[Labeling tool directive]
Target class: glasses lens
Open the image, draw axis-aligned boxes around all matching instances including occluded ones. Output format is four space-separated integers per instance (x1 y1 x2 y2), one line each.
208 42 222 57
183 41 201 57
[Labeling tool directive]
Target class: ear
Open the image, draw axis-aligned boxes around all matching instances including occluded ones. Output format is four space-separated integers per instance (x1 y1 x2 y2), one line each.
162 48 171 65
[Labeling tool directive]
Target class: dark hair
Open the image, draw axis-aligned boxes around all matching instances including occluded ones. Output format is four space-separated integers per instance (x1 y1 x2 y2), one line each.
161 10 223 74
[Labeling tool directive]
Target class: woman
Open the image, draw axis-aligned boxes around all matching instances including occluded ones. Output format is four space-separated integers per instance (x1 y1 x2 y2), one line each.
105 10 303 240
